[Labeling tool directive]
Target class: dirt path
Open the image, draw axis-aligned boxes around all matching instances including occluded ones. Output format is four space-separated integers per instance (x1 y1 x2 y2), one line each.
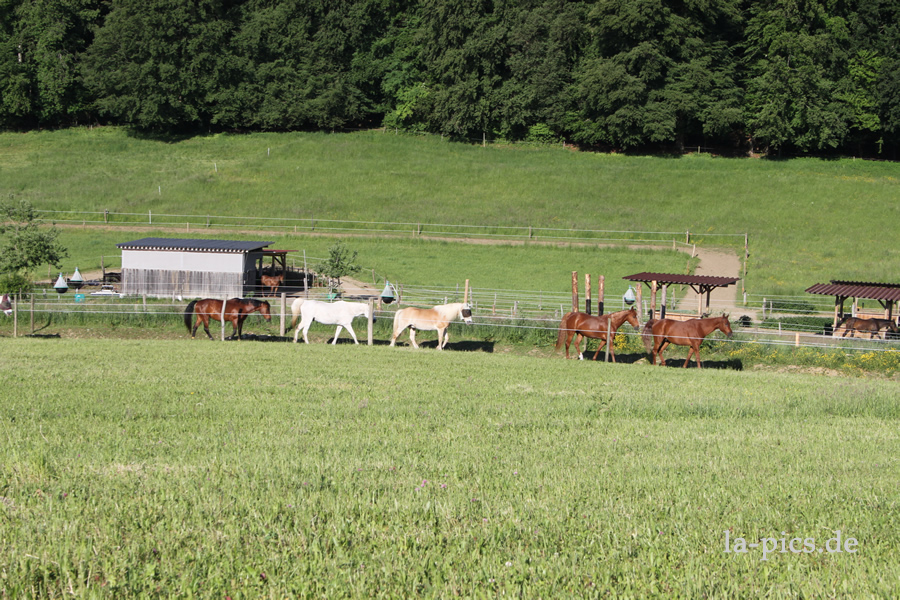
676 247 745 316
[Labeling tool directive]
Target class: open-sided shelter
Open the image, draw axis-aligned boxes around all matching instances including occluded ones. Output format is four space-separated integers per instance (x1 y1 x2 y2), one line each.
623 272 740 319
805 280 900 326
117 238 275 299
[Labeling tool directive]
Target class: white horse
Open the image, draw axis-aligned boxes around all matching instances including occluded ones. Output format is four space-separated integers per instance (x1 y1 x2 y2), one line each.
290 298 372 344
1 294 11 316
390 302 473 349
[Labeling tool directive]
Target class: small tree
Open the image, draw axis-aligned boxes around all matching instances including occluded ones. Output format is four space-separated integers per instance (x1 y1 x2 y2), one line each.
315 242 361 296
0 198 68 292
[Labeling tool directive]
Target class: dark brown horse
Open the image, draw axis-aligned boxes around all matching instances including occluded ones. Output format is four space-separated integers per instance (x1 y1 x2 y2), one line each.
183 298 271 340
642 315 733 368
836 316 898 339
260 272 284 296
556 307 640 362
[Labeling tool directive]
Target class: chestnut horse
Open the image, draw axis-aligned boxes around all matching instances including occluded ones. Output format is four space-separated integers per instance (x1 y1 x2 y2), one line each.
260 272 284 296
390 302 473 349
556 307 639 362
836 316 898 339
183 298 271 340
642 315 732 368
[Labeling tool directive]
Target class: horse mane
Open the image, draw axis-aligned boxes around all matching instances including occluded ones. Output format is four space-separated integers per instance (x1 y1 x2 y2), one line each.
434 302 467 319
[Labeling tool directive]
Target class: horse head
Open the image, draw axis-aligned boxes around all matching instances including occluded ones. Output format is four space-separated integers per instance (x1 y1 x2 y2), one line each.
718 314 733 338
460 303 473 324
258 300 272 321
624 306 640 329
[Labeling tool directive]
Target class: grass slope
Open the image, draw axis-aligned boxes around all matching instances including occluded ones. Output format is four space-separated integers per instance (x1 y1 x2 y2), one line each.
1 340 899 597
3 128 899 296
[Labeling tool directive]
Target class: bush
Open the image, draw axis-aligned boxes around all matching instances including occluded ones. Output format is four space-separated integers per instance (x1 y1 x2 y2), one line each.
0 272 32 294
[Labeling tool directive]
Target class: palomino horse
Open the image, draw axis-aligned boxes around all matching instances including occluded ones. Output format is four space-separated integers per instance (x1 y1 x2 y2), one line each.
835 316 898 340
260 272 284 296
290 298 373 344
642 314 733 368
183 298 271 340
1 294 11 316
390 302 473 349
556 307 639 362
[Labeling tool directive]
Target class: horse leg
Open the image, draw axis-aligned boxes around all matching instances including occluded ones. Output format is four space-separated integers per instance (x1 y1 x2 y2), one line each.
345 324 359 345
409 329 419 349
199 316 214 340
683 345 695 368
564 332 574 359
655 340 669 366
573 333 583 360
440 328 449 349
592 335 606 361
332 326 343 345
293 324 301 343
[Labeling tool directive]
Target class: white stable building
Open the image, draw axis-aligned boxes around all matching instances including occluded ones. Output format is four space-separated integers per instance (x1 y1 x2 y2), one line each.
117 238 275 299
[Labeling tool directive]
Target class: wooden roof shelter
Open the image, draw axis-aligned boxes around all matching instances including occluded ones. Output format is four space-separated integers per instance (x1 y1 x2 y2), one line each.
623 272 740 319
805 280 900 326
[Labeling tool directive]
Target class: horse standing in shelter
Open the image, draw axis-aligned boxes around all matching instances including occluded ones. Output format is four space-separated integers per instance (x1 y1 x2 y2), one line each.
642 315 733 368
835 316 898 340
556 307 639 362
390 302 473 349
183 298 271 340
261 272 284 296
290 298 373 344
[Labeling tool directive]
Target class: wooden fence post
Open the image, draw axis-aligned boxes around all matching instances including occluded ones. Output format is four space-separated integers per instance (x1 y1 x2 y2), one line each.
367 298 374 346
598 275 605 316
221 297 227 341
571 271 578 312
279 292 286 337
585 274 592 315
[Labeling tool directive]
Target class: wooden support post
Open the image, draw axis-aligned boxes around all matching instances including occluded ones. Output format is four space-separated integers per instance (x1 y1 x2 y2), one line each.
598 275 605 316
279 292 286 337
650 280 657 320
660 284 668 319
585 273 592 315
367 298 374 346
706 290 712 315
635 284 643 323
221 297 227 341
571 271 578 313
833 296 841 328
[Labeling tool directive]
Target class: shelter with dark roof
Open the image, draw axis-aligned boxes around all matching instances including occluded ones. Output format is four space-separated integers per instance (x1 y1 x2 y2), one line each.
805 280 900 326
116 238 275 299
623 272 740 319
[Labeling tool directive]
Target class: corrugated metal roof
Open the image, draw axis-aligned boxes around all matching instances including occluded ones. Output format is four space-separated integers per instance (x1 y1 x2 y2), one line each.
805 281 900 302
116 238 273 253
623 272 740 287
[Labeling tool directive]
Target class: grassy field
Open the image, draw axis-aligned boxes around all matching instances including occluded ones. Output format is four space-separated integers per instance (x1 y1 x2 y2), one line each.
1 339 898 597
3 128 899 296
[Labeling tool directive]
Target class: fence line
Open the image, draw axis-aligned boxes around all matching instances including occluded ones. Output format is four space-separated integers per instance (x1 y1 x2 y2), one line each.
38 209 746 246
4 290 897 354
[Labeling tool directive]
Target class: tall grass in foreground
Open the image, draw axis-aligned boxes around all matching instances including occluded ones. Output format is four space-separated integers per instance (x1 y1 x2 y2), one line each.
1 339 898 597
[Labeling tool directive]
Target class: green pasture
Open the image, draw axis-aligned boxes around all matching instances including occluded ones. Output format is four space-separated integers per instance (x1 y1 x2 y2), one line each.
3 128 899 297
52 228 694 305
0 339 898 597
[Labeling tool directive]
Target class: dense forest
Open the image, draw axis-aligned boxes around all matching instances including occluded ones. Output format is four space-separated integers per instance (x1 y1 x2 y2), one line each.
2 0 899 157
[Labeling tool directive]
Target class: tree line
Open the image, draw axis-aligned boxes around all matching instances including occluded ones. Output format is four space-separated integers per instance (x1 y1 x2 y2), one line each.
2 0 899 157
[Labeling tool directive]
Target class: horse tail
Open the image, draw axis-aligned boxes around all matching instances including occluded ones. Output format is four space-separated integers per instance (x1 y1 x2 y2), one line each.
183 300 198 333
642 319 657 354
555 312 573 350
290 298 305 329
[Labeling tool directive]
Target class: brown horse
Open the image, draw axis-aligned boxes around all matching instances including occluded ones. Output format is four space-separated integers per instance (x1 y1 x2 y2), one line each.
260 272 284 296
642 315 733 368
183 298 271 340
556 307 640 362
836 316 898 339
